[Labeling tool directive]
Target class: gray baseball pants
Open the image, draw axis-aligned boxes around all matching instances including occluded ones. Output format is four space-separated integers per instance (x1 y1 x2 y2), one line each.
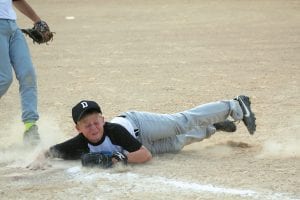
122 99 243 154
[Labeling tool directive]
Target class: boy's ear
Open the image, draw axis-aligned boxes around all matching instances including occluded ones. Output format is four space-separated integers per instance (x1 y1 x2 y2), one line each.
99 115 104 121
75 123 80 132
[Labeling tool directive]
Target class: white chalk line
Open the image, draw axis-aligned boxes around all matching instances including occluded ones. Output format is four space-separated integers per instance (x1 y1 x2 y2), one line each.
66 166 299 200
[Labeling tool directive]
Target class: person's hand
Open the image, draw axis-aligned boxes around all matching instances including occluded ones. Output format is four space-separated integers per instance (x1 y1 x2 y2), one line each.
112 152 128 165
26 150 51 170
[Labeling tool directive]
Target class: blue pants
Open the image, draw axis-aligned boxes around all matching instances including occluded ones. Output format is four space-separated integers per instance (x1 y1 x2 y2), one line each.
0 19 38 123
122 100 243 154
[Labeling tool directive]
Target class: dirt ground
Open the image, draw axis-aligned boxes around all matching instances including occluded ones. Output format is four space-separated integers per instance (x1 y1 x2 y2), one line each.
0 0 299 199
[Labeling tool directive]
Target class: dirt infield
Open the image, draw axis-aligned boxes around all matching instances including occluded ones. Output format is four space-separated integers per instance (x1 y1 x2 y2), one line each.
0 0 299 199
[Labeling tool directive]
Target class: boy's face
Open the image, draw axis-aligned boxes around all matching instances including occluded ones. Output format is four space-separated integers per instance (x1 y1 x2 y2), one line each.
76 113 105 143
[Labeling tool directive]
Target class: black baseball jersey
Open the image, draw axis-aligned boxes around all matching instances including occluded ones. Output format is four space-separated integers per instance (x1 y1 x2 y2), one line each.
48 122 142 160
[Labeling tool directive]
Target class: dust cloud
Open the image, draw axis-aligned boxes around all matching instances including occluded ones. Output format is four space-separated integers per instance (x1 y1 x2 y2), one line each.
0 115 65 167
258 126 300 158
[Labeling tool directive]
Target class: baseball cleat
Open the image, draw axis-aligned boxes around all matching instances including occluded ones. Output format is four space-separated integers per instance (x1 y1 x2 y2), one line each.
235 95 256 135
214 120 237 132
23 124 40 146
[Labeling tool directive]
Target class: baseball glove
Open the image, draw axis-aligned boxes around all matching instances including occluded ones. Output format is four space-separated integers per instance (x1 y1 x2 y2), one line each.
81 151 128 168
21 20 54 44
81 152 113 168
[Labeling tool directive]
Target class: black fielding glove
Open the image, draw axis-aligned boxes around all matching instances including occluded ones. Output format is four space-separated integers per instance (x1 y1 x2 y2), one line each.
81 152 113 168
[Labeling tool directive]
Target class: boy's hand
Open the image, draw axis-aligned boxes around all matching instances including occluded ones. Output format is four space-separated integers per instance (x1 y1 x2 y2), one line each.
26 150 51 170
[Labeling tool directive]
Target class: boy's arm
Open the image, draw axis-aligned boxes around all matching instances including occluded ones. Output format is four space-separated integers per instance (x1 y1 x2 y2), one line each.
109 125 152 164
126 146 152 163
13 0 40 23
27 133 89 170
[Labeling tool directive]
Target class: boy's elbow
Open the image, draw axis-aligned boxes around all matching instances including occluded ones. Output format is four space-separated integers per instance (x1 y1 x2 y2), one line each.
145 151 152 162
141 150 152 163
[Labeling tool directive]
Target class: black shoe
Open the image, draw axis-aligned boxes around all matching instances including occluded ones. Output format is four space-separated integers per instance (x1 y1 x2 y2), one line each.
214 120 237 132
235 95 256 135
23 124 40 146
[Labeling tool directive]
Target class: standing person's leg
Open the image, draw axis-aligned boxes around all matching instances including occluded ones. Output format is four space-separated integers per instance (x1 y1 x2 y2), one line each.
122 99 243 154
9 21 40 145
0 19 14 98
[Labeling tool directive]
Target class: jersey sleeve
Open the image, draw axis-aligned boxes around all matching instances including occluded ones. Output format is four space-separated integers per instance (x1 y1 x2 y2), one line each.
106 123 142 152
49 133 89 160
